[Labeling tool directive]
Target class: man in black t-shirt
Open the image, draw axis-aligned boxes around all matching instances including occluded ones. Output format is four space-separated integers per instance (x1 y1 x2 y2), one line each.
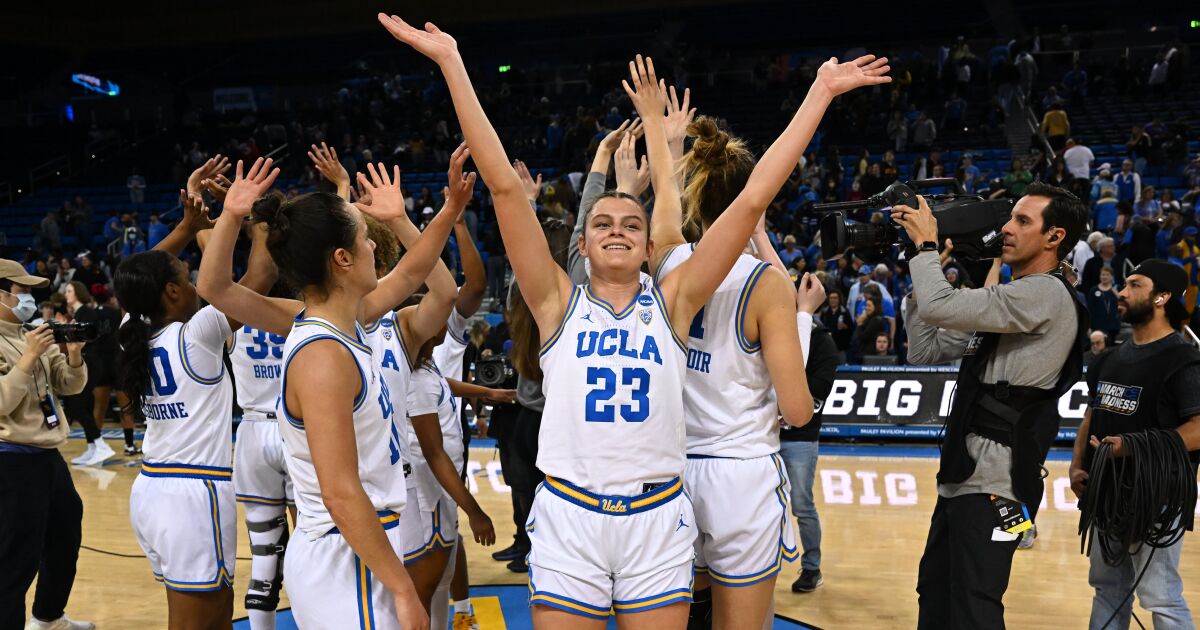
1070 259 1200 629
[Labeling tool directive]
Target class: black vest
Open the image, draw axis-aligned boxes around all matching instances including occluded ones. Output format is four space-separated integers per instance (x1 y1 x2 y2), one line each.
937 271 1088 510
1086 340 1200 468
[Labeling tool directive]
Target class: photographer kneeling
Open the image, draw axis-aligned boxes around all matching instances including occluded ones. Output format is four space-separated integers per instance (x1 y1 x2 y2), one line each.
0 259 93 630
893 183 1088 629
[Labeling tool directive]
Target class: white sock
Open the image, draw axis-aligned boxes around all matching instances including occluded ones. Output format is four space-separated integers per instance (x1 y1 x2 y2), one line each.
245 503 286 630
248 609 276 630
454 598 473 615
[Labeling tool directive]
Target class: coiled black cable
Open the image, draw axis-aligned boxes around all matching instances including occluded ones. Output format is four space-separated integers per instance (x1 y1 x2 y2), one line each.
1078 429 1196 628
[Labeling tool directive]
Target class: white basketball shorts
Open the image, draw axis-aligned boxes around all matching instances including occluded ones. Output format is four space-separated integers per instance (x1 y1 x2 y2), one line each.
130 462 236 591
285 510 405 629
233 418 293 508
526 476 695 619
685 453 798 586
400 484 457 564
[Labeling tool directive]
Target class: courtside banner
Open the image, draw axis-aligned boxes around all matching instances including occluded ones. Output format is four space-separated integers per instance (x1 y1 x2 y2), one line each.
818 366 1090 441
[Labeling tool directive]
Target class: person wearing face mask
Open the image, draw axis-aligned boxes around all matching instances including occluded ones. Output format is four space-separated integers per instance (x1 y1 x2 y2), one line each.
0 258 93 630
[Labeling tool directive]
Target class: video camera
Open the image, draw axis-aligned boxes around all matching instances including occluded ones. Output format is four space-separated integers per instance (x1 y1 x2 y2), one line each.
475 355 517 389
818 179 1015 264
27 322 100 343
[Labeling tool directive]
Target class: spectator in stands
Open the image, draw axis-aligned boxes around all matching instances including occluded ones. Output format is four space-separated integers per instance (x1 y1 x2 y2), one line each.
1090 167 1117 204
817 290 854 360
779 235 804 268
1063 138 1095 198
1114 159 1141 203
1045 157 1071 189
1062 61 1088 105
860 163 887 197
1161 189 1181 215
999 158 1033 199
145 215 170 249
70 254 108 294
1040 102 1069 152
37 212 61 252
1014 48 1037 98
1041 85 1064 111
957 155 981 193
851 293 888 363
1135 186 1162 220
911 111 937 152
1127 126 1152 175
1124 214 1158 265
101 212 122 245
126 168 146 205
856 149 871 177
1094 190 1118 234
1082 237 1124 292
1157 212 1183 259
1089 267 1123 340
1070 230 1102 271
1148 53 1168 96
942 92 967 134
887 111 908 152
1083 330 1107 370
52 259 74 294
1186 156 1200 190
880 150 899 184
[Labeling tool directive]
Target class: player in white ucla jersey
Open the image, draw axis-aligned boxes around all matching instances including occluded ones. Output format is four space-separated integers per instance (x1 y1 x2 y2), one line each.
115 206 278 626
380 25 887 625
228 321 292 628
648 57 886 625
197 156 462 629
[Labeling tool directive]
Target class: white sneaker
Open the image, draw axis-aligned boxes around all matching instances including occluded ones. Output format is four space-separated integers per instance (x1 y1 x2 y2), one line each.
70 443 96 465
83 440 115 466
24 614 96 630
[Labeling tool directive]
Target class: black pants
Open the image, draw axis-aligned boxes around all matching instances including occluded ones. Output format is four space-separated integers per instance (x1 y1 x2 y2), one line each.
916 494 1019 630
497 405 544 550
63 388 100 442
0 449 84 627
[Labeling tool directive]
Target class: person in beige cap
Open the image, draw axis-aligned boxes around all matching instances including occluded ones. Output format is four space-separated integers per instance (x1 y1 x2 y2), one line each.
0 258 94 630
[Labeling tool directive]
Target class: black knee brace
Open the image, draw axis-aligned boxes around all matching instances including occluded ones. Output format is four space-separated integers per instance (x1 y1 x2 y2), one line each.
687 586 713 630
245 515 288 612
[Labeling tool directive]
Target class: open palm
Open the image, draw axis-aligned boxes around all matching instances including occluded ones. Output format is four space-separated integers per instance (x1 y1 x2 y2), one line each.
816 54 891 97
224 158 280 218
377 14 458 64
622 55 667 120
355 163 406 221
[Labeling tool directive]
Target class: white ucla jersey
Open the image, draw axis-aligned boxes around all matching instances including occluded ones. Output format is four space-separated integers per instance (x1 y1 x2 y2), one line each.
657 245 779 458
278 316 407 539
431 307 469 408
228 325 285 419
538 274 687 495
364 314 414 467
141 306 235 468
407 362 464 481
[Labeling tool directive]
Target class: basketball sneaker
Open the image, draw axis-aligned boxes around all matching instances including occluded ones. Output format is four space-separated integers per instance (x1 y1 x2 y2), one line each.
83 440 115 466
24 614 96 630
1018 524 1037 550
124 444 142 456
453 612 480 630
70 442 96 465
792 569 823 592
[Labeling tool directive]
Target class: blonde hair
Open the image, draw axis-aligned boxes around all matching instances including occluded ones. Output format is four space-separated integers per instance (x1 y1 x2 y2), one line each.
679 116 756 240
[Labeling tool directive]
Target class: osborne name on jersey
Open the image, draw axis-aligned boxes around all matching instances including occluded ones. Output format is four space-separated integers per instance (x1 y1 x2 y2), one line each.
576 329 663 365
253 364 282 379
143 402 189 420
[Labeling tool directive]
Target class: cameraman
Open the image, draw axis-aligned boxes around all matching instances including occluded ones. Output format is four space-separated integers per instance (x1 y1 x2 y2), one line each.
0 259 93 630
893 183 1088 629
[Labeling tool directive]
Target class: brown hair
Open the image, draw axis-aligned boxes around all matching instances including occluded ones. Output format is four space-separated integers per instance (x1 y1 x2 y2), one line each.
364 215 400 275
679 116 756 239
510 218 572 381
67 280 94 305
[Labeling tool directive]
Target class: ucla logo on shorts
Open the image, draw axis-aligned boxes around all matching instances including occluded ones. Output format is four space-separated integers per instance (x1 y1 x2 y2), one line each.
637 295 654 307
601 499 628 513
639 309 653 325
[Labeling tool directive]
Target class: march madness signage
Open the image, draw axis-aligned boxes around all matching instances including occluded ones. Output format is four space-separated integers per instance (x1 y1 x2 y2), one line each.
818 366 1090 441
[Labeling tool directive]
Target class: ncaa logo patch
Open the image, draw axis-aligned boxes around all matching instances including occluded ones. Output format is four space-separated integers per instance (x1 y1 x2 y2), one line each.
637 295 655 307
1093 381 1142 415
639 309 653 325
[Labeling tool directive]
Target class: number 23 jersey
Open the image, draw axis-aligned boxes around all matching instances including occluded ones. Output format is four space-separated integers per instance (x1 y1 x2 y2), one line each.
538 274 687 496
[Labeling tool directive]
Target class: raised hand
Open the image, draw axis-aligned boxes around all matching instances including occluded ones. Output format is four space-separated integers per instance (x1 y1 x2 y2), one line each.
664 85 696 149
615 132 651 197
179 190 217 233
224 158 281 218
187 154 231 197
444 143 479 215
355 163 407 221
599 119 634 155
377 14 459 66
200 174 232 201
513 160 542 204
814 54 891 98
350 176 373 206
308 142 351 190
622 55 668 121
795 272 827 314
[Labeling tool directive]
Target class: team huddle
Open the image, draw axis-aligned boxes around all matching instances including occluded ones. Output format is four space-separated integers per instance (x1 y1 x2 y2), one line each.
114 13 890 630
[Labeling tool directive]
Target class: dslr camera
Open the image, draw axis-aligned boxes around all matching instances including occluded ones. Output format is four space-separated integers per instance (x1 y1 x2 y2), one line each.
39 322 100 343
475 355 516 389
819 179 1015 263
